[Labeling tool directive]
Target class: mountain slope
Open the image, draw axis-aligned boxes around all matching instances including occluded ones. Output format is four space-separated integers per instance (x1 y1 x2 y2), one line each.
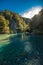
30 9 43 34
0 10 29 34
23 17 30 24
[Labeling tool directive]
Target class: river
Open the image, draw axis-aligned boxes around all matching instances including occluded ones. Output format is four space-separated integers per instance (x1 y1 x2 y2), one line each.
0 34 43 65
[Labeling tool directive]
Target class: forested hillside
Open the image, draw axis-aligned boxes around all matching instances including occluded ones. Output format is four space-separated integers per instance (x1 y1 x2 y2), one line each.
0 10 29 34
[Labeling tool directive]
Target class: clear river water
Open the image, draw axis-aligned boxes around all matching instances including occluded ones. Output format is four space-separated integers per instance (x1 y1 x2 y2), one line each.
0 34 43 65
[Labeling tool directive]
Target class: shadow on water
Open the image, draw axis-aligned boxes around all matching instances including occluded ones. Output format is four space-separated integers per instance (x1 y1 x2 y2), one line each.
0 34 43 65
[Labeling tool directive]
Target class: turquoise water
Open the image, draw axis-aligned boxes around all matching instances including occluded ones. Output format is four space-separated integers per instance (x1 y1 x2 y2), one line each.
0 34 43 65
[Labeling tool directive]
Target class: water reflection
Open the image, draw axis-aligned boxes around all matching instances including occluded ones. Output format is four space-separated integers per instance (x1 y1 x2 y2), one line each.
24 42 32 53
0 34 43 65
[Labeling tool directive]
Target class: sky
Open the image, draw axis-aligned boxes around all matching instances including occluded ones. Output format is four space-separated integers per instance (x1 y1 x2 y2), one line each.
0 0 43 18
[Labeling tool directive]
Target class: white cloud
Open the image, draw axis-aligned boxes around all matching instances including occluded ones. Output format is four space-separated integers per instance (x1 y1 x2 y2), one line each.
21 6 42 19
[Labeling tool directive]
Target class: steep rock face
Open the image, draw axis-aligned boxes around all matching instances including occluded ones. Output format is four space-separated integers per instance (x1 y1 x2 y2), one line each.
30 9 43 34
0 10 28 34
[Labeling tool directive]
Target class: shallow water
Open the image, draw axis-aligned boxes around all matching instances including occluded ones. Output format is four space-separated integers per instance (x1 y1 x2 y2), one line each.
0 34 43 65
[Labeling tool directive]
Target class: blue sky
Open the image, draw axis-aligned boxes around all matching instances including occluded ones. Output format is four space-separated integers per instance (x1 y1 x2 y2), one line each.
0 0 43 14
